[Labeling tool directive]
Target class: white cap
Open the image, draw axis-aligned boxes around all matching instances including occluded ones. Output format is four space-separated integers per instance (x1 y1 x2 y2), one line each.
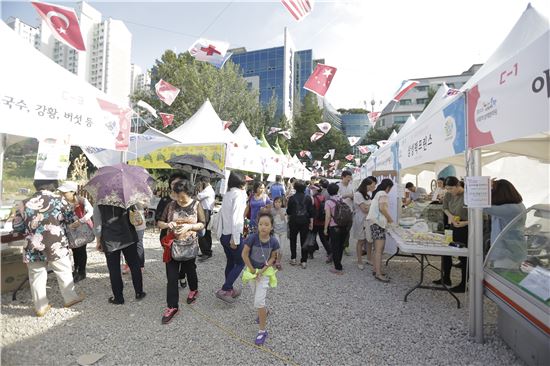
58 181 78 193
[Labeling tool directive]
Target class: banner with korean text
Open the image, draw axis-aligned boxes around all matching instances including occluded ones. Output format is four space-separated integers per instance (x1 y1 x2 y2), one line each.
0 21 131 151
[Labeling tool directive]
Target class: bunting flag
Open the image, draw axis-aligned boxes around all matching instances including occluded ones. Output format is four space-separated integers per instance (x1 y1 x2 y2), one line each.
31 1 86 51
222 120 232 129
278 130 292 139
313 160 322 168
345 154 354 161
323 152 331 159
155 79 180 106
310 132 325 142
188 38 232 68
348 136 360 146
268 127 282 135
316 122 331 134
392 80 419 102
444 84 461 98
159 113 174 128
304 64 337 97
137 100 157 118
367 112 381 125
299 150 312 159
329 148 335 160
280 0 314 22
357 145 369 154
355 158 361 166
377 140 390 147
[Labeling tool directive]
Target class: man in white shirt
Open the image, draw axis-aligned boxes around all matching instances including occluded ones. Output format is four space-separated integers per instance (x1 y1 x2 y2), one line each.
337 170 354 255
338 170 354 209
197 176 216 261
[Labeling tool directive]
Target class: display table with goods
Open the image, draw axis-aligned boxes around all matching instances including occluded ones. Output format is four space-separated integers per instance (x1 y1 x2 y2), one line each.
484 204 549 366
387 226 468 308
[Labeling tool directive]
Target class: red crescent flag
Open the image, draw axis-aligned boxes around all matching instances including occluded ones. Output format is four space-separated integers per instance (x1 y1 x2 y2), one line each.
159 113 174 128
310 132 325 142
155 79 180 106
31 1 86 51
392 80 419 102
304 64 337 97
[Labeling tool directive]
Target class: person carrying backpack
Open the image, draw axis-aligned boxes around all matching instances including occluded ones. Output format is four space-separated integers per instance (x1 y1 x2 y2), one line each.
311 184 331 263
286 180 314 268
324 183 353 275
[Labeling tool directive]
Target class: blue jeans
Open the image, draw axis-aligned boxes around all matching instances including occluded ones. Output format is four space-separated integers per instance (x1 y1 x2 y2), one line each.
220 234 244 291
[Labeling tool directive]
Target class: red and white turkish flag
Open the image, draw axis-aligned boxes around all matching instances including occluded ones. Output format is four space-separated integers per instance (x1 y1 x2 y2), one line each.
345 154 354 161
392 80 419 101
159 113 174 128
304 64 337 97
155 79 180 106
31 1 86 51
310 131 325 142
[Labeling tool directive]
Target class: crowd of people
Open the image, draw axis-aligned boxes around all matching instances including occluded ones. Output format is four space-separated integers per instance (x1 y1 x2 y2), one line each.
11 170 526 346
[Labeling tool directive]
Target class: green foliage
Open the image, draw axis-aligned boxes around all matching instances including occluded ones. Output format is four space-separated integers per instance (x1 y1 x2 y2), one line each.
423 86 438 111
131 51 267 135
364 127 394 145
289 92 351 164
337 108 369 114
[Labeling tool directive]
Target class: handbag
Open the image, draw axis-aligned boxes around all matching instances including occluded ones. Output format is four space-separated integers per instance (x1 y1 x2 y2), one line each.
171 236 199 261
304 230 317 249
66 222 95 249
129 208 145 227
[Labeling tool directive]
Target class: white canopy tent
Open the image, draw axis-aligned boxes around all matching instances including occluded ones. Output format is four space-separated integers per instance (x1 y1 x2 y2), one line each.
460 4 550 343
231 122 265 174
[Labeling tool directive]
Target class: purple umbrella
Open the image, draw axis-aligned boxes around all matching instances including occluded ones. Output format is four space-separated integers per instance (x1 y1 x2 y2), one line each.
83 163 155 209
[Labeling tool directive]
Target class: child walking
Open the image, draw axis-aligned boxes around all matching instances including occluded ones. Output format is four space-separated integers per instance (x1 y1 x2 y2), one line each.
270 196 286 269
241 212 280 346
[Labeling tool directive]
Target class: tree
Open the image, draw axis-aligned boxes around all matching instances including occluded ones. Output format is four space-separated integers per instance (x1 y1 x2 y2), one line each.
423 86 438 111
337 108 369 114
131 51 266 134
364 127 394 145
289 92 351 165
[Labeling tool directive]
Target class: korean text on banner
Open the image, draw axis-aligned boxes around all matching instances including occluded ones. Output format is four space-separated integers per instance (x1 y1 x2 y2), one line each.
129 144 226 170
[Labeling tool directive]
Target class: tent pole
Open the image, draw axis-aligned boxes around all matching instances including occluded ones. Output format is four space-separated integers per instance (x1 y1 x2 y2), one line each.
0 133 5 204
472 148 484 343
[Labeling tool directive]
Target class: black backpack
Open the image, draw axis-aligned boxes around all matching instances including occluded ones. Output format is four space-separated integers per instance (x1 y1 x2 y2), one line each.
329 198 353 227
293 195 309 225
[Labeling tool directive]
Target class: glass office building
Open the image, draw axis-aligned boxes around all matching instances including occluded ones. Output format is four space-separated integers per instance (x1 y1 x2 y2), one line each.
340 113 371 142
230 47 314 118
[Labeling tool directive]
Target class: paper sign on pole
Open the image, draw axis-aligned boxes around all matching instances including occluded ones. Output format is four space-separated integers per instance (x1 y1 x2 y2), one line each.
34 137 71 179
465 176 491 208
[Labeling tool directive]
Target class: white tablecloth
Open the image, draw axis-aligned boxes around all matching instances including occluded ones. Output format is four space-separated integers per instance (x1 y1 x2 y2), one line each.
387 228 468 257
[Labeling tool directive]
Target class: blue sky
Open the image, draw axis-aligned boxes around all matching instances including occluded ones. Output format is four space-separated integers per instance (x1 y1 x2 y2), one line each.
2 0 549 109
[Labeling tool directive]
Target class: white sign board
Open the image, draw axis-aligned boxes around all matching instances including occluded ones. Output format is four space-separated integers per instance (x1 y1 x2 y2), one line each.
465 176 491 208
34 137 71 180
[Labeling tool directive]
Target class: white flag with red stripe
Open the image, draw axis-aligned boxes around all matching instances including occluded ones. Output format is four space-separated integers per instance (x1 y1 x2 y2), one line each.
159 113 174 128
155 79 180 106
392 80 419 102
280 0 314 22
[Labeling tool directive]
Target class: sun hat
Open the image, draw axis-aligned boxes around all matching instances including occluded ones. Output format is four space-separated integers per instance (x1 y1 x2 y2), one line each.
58 181 78 193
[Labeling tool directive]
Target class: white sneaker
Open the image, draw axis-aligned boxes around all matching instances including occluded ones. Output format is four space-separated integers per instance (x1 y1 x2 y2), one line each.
301 262 307 269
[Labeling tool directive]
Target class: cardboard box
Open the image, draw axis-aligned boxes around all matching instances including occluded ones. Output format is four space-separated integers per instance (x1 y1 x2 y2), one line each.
1 246 28 294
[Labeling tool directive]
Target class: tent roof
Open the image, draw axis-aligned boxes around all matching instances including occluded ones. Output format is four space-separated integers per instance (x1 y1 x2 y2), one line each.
167 100 227 145
233 122 257 146
463 4 549 90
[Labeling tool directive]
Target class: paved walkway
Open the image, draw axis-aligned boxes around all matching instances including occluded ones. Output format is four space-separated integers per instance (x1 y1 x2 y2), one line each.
1 231 522 365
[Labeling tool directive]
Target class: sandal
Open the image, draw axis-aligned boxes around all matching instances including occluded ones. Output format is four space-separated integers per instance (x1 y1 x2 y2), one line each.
374 274 391 283
255 330 269 346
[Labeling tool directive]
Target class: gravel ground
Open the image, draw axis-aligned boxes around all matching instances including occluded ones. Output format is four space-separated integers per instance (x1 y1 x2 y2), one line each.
2 230 523 365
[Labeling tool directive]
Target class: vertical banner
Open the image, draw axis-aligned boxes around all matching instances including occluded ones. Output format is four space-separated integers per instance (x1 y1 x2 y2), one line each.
34 137 71 179
283 27 295 123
